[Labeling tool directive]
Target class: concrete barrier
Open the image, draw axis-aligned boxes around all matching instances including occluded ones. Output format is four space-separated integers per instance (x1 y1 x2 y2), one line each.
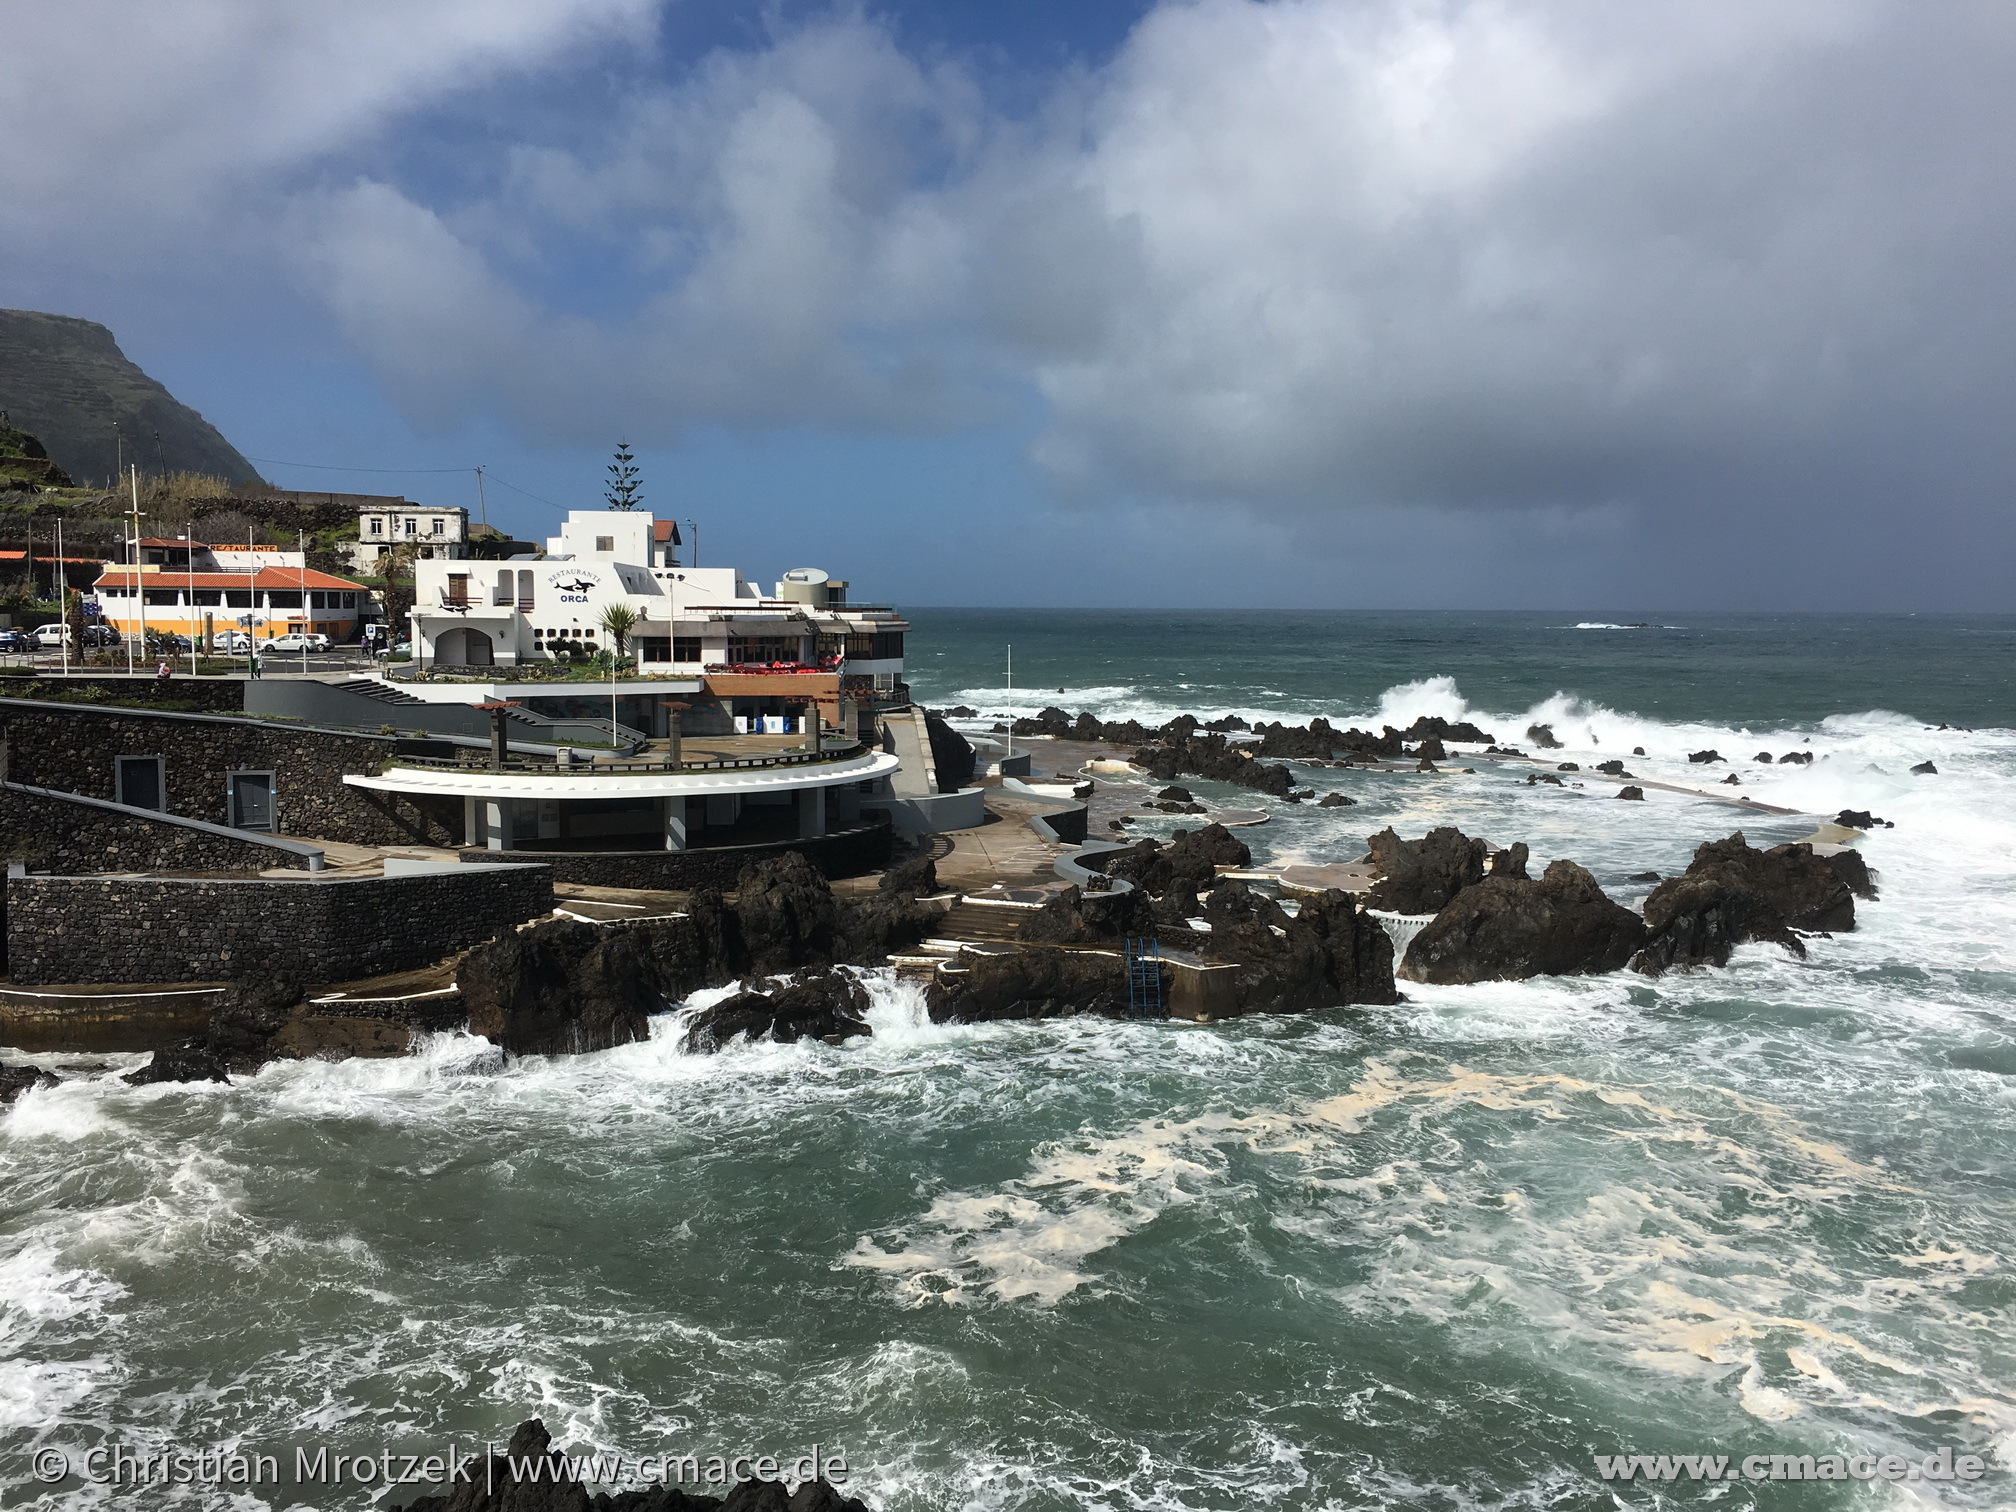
858 786 988 835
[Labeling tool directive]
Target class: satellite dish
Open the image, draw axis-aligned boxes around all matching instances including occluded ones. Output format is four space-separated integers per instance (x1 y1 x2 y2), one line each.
781 568 829 585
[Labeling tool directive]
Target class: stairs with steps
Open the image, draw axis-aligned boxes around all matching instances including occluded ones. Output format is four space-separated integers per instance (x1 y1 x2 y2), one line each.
346 677 427 706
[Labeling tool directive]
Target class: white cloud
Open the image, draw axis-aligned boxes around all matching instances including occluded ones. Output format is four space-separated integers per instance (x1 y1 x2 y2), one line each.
10 0 2016 564
0 0 654 244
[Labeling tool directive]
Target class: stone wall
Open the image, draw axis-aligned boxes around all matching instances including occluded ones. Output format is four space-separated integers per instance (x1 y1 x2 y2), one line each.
0 782 309 875
0 699 461 846
5 864 553 986
458 820 894 890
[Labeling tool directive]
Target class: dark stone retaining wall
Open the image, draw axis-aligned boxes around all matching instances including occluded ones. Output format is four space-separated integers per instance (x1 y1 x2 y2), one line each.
458 820 894 889
0 674 247 713
5 865 553 985
0 700 461 846
0 783 305 875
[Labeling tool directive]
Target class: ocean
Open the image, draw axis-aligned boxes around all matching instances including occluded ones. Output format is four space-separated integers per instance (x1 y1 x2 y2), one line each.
4 610 2013 1509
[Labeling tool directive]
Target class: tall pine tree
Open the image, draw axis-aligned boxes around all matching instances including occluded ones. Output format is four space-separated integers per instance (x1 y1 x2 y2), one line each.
605 442 642 510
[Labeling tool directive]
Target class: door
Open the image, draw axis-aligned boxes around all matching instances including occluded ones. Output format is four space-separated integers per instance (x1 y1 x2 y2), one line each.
228 771 274 832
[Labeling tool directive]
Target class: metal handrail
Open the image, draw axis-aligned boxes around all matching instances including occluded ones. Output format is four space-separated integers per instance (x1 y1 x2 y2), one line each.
379 740 867 776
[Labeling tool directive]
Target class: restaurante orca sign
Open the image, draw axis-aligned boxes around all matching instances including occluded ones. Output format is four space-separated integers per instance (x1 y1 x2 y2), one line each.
549 570 599 603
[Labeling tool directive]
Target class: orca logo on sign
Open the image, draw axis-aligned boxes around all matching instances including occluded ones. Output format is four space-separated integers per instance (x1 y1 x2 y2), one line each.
549 570 598 603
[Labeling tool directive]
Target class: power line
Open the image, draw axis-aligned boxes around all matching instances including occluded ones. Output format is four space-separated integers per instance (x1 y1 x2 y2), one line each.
481 472 570 511
242 455 477 474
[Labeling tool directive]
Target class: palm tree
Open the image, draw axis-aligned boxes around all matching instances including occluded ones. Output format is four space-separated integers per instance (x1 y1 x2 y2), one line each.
599 601 638 661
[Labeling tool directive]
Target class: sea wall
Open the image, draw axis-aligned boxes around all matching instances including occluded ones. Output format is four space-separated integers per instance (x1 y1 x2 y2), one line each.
457 820 894 890
0 698 461 846
5 864 553 985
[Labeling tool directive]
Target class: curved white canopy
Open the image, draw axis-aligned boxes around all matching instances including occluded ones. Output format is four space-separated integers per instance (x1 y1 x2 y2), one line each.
343 750 899 801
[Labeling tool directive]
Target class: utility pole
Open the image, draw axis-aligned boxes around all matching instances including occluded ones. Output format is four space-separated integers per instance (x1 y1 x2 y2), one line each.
128 466 143 675
297 529 309 676
1005 644 1013 761
686 520 698 569
54 515 67 677
475 464 488 527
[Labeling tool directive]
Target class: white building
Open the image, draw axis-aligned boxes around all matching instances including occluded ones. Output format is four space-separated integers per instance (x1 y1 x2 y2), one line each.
345 500 470 572
93 538 372 644
405 508 906 738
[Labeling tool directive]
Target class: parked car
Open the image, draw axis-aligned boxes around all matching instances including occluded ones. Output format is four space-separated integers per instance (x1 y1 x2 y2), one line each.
266 633 324 653
305 633 332 651
0 630 30 652
81 625 121 648
213 631 253 654
31 623 72 648
146 633 193 654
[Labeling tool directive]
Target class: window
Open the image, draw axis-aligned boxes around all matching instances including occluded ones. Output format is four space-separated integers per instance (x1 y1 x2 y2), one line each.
446 575 469 605
638 637 671 662
870 631 904 660
595 535 614 552
226 589 252 608
429 518 443 535
115 756 164 811
266 590 303 609
516 570 533 610
729 635 801 664
369 517 383 535
144 589 178 606
192 590 221 607
403 518 417 536
673 636 702 662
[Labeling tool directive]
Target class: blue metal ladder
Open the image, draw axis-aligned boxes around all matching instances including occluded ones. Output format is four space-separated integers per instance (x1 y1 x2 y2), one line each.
1123 937 1166 1019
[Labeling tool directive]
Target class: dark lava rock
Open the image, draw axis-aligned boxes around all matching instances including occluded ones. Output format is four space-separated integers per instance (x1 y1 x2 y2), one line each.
878 853 940 898
1016 883 1154 944
1363 826 1490 914
1401 861 1648 984
1821 849 1879 901
1526 772 1565 787
1526 724 1565 749
1415 758 1438 773
399 1417 871 1512
204 975 306 1071
1489 843 1529 879
682 968 872 1052
1721 774 1742 785
1911 760 1938 775
1557 762 1580 772
1413 736 1448 762
735 852 840 975
1157 785 1194 803
928 947 1132 1022
1632 833 1856 975
1688 749 1724 764
991 722 1008 733
946 705 976 718
1317 792 1357 807
1780 750 1814 765
1401 715 1495 745
1595 760 1627 776
1103 823 1251 905
123 1039 231 1085
1617 785 1645 800
1 1064 59 1104
1196 880 1398 1011
1628 871 1662 883
1136 731 1296 798
1631 746 1646 756
460 917 661 1056
1755 751 1775 763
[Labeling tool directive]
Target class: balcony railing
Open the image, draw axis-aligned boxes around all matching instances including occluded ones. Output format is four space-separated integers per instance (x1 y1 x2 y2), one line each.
381 739 867 776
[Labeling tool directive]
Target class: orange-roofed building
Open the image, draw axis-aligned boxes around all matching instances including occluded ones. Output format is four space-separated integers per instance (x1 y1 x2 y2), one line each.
92 540 372 644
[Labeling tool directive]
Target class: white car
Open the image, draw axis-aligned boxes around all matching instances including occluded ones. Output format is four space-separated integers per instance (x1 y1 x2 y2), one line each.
31 623 71 648
213 631 253 654
265 633 322 653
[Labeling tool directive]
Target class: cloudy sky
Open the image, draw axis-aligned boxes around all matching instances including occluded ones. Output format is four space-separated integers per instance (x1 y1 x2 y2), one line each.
4 0 2012 610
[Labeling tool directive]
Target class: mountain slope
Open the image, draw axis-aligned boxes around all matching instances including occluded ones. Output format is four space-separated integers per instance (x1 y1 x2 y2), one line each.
0 309 263 489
